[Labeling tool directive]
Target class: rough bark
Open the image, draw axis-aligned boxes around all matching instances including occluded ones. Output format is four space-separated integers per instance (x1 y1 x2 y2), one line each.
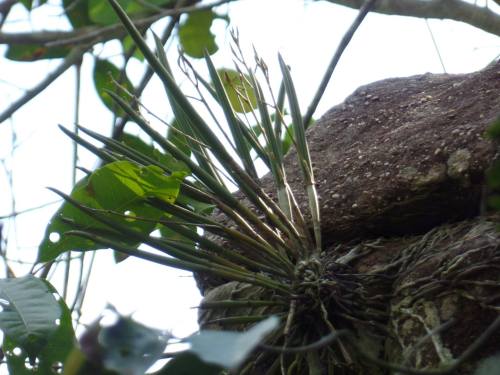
198 61 500 373
325 0 500 37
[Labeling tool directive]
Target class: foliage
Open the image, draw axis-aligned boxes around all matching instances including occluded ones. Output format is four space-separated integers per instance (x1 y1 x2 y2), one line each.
485 117 500 210
0 0 227 123
1 0 378 372
1 0 499 374
0 276 74 374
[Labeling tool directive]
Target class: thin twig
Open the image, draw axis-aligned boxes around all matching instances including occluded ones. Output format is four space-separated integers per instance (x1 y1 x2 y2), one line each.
0 200 61 219
0 46 86 124
424 19 446 73
302 0 377 128
0 0 234 47
111 9 180 139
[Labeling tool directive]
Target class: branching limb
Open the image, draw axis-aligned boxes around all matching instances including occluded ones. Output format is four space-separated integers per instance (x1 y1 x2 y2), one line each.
0 46 86 124
0 0 235 47
325 0 500 37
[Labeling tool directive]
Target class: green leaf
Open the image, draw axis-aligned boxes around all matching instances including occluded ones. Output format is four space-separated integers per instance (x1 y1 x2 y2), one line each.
153 352 222 375
122 35 144 61
5 44 71 61
485 117 500 139
63 0 93 28
487 160 500 189
93 59 135 117
487 195 500 210
186 316 280 369
89 0 132 25
18 0 48 10
62 348 119 375
0 276 75 370
215 69 257 114
178 10 218 58
37 161 184 262
89 0 173 25
117 132 189 174
19 0 33 10
99 317 168 375
158 215 196 250
167 119 191 156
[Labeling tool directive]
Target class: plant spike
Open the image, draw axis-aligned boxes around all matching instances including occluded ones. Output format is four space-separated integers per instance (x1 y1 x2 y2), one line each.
69 230 291 293
205 52 257 180
107 0 305 251
106 89 304 262
58 125 118 164
278 54 322 255
176 55 272 169
153 36 225 185
50 187 292 294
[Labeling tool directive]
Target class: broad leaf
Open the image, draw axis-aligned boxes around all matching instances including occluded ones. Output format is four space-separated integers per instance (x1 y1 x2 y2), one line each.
178 10 218 58
187 316 279 369
5 44 71 61
0 276 74 369
99 317 168 375
38 161 185 262
153 352 222 375
63 0 93 28
89 0 173 25
89 0 132 25
216 69 257 113
122 35 144 61
93 59 135 117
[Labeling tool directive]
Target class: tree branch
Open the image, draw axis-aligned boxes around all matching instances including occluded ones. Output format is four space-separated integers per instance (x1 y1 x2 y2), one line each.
0 47 86 124
0 0 234 48
303 0 377 128
0 0 16 28
325 0 500 37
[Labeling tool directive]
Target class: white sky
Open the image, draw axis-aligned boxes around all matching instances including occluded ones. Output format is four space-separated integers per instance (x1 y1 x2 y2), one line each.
0 0 499 368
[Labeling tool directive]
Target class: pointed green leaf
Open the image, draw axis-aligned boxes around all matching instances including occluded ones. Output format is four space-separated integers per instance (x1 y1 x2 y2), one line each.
93 59 135 117
166 119 191 156
99 317 168 375
19 0 33 9
216 68 257 114
178 10 218 58
187 316 279 369
0 276 73 365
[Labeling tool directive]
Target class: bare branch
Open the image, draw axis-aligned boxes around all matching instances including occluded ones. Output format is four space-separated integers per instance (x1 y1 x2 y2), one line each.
0 0 235 48
325 0 500 37
0 47 86 124
303 0 377 128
